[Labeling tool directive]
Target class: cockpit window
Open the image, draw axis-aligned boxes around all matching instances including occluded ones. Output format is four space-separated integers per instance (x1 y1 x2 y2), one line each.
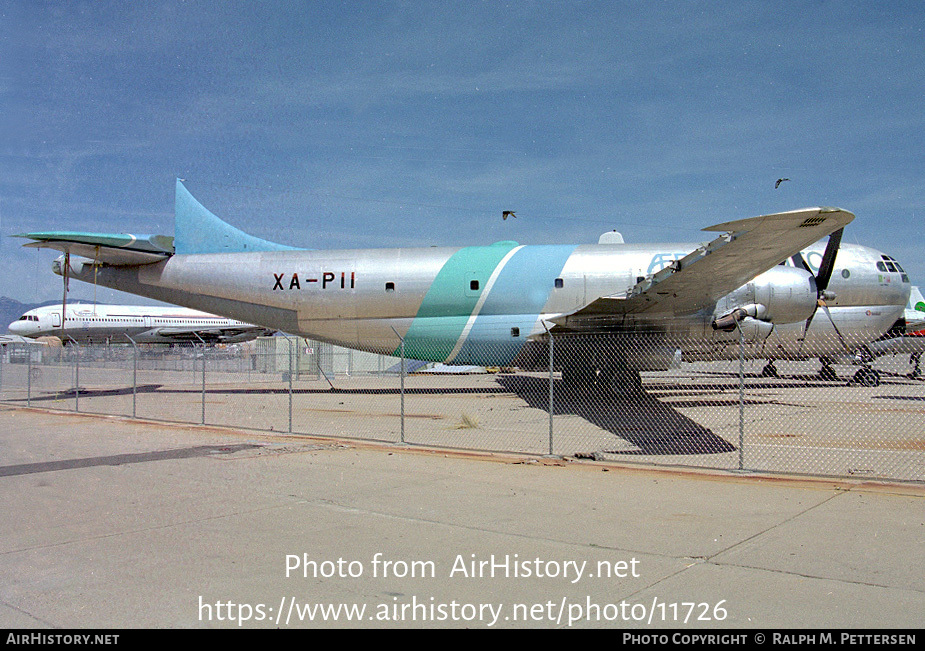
877 255 907 278
877 255 906 274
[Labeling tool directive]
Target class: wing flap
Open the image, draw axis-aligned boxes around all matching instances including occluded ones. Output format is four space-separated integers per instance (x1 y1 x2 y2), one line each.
552 207 854 329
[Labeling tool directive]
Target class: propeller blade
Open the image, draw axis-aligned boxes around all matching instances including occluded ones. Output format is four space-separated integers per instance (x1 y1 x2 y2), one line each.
815 227 843 294
791 253 811 272
818 299 851 354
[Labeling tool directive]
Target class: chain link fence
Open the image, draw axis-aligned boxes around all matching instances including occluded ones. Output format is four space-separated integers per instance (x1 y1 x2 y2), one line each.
2 331 923 482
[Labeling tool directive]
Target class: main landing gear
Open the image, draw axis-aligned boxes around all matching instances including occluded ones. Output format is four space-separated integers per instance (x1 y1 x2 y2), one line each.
818 357 839 382
910 352 921 379
760 361 779 378
763 357 881 386
818 356 880 387
561 361 644 396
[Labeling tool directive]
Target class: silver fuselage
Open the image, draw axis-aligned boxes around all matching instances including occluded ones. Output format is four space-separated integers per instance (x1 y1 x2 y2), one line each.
65 238 909 366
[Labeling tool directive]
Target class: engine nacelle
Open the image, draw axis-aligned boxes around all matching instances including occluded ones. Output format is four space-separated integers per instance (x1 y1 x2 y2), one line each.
52 255 93 277
713 265 818 328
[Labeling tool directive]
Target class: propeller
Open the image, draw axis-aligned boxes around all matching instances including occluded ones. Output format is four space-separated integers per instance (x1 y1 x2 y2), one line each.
800 227 851 352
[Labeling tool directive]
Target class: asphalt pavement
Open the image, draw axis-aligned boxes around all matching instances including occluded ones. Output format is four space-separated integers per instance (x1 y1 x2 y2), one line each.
0 405 922 629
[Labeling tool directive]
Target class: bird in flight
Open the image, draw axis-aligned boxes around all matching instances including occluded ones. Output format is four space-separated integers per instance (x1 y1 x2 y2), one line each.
502 211 516 220
775 178 790 189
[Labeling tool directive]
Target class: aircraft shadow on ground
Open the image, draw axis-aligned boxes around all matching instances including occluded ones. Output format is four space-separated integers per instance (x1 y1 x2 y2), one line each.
5 384 505 401
6 384 165 402
495 375 737 456
9 375 747 456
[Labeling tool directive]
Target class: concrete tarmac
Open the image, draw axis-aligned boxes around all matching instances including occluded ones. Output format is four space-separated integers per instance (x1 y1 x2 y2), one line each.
0 405 922 629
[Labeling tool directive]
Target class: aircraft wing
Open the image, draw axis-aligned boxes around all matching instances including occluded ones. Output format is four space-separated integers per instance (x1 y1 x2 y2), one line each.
154 326 274 343
551 207 854 329
16 232 174 265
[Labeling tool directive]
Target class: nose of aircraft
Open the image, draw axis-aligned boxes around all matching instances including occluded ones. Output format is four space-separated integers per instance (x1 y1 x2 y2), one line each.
8 319 27 335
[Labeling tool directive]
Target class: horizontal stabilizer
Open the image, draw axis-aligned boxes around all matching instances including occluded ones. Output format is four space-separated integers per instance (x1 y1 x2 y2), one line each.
17 180 303 262
16 232 174 265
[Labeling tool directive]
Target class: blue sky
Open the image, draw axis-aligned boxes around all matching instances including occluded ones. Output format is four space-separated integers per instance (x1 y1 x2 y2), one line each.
2 1 923 305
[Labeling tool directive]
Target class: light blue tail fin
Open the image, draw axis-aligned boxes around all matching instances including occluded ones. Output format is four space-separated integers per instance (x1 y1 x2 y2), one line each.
174 179 299 254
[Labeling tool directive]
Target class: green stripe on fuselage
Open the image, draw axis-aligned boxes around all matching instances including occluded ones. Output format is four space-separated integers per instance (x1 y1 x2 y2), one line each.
397 242 519 360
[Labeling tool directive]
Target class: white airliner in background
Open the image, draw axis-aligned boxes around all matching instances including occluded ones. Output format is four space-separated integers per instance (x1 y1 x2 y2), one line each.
866 286 925 376
8 304 275 345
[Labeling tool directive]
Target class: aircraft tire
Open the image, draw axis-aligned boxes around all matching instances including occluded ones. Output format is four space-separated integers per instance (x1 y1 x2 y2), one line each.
852 367 880 387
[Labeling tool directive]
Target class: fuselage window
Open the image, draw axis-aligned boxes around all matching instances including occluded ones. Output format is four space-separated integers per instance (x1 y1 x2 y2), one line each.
470 280 479 291
385 282 395 292
554 278 564 289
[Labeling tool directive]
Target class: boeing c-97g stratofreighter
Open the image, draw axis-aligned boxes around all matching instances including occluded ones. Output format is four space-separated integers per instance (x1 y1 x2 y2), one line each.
17 180 912 389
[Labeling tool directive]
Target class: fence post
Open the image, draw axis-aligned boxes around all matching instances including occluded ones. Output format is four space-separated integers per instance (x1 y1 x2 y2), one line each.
737 323 745 471
390 327 405 444
193 334 206 425
543 323 554 456
26 345 32 407
288 336 294 433
68 337 79 413
125 334 138 419
399 336 405 444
